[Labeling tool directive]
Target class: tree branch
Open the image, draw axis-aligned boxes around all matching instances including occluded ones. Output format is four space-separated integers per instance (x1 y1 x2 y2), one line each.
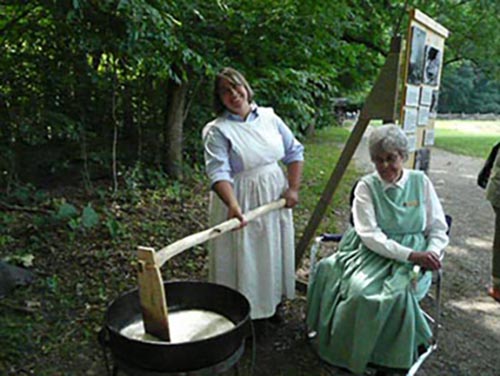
341 34 388 56
392 0 410 38
0 200 52 214
0 5 38 37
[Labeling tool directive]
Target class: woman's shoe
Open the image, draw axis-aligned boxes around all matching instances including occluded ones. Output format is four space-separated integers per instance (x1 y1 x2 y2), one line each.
267 304 285 325
487 286 500 302
267 310 283 325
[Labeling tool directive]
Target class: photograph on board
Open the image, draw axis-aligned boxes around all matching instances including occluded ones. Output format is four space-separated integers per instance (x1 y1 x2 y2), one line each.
418 106 430 127
405 85 420 107
423 45 441 86
420 86 433 106
406 133 417 152
424 129 435 146
403 107 418 132
407 26 427 85
430 90 440 117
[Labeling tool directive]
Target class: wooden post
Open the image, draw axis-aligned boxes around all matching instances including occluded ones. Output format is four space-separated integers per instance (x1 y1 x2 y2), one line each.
295 36 403 268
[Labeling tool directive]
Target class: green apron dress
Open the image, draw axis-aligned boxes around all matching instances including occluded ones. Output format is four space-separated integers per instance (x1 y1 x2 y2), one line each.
306 171 433 374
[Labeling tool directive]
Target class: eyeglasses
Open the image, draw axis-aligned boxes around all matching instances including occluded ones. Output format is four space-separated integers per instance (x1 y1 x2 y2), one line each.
373 153 401 165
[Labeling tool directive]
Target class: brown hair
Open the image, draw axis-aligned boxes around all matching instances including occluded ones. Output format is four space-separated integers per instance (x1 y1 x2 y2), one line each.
213 67 254 116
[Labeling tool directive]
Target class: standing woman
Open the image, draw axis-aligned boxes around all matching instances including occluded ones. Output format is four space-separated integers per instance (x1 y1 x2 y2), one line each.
202 67 304 321
486 149 500 302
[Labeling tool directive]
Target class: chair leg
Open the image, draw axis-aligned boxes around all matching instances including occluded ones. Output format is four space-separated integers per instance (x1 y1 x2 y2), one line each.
433 269 442 341
406 343 436 376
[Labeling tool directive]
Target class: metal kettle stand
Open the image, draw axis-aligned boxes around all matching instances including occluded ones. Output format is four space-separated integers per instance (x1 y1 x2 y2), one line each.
109 342 245 376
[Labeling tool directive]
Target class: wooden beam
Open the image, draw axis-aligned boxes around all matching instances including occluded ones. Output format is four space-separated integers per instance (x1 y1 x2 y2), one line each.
294 116 370 266
362 36 403 122
295 37 403 267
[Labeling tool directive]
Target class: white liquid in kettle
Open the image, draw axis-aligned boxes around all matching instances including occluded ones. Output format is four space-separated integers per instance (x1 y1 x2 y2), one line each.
121 309 235 343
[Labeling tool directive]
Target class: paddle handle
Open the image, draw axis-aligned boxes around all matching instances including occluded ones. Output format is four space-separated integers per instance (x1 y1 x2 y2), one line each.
155 198 287 267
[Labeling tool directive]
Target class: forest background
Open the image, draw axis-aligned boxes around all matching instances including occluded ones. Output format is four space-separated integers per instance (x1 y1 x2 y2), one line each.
0 0 499 189
1 1 500 374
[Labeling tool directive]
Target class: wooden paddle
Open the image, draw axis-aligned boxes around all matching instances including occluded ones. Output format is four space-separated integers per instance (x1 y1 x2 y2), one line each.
137 198 287 341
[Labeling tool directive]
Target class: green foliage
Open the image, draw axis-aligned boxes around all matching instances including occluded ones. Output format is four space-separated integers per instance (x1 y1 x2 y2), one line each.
56 202 79 220
53 200 100 233
295 125 363 236
45 275 59 294
10 184 36 204
81 204 99 229
105 217 122 239
434 0 500 80
0 0 498 190
440 62 500 114
255 68 339 135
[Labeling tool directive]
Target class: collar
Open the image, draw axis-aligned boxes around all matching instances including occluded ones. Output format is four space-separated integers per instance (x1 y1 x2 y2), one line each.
376 168 409 191
224 102 259 122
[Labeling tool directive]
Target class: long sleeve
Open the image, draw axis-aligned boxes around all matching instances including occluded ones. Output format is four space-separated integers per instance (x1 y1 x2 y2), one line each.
203 124 234 187
352 180 414 262
274 115 304 164
352 173 449 262
423 174 449 257
203 107 304 188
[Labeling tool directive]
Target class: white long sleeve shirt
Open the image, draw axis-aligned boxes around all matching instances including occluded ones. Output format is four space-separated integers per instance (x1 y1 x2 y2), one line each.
352 169 449 262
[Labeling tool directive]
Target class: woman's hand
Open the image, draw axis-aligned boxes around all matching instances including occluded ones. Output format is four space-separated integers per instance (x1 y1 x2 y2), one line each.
212 181 247 229
228 204 248 229
408 251 442 271
283 188 299 208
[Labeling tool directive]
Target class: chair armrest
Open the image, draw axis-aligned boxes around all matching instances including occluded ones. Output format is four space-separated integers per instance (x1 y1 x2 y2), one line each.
320 233 343 242
412 249 445 275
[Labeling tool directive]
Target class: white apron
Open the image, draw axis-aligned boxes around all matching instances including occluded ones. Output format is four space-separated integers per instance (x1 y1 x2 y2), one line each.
208 110 295 319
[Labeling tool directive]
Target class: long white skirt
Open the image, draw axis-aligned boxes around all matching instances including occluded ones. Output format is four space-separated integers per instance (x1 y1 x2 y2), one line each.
208 163 295 319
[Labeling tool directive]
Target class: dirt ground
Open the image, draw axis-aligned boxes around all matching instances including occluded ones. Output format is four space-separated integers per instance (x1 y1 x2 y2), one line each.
4 127 499 375
234 134 500 376
78 129 499 376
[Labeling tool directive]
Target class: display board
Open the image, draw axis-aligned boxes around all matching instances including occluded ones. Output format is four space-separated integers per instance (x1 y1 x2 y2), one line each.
295 10 450 270
401 9 449 171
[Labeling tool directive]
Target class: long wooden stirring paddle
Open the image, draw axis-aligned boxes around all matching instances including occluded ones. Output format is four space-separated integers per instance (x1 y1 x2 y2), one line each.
137 198 287 341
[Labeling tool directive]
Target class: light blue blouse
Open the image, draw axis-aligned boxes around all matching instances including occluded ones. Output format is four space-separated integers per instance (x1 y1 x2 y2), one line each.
203 104 304 186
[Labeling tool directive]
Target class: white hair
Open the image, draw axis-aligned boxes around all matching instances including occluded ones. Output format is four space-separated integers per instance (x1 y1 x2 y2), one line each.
368 124 409 161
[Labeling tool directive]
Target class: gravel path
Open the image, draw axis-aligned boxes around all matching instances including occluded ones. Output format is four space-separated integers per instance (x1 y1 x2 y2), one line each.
421 147 499 375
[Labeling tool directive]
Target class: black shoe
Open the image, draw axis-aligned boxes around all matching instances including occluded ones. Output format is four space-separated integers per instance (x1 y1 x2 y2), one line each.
267 303 285 325
267 310 284 325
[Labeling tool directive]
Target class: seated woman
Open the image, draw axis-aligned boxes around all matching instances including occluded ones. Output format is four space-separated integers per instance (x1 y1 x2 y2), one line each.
306 124 449 375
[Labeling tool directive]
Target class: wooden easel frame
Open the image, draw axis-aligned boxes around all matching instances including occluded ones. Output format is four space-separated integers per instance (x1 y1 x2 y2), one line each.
295 9 450 283
295 36 404 268
400 9 449 170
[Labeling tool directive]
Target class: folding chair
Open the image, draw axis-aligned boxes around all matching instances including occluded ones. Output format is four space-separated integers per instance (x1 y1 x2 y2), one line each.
307 214 452 375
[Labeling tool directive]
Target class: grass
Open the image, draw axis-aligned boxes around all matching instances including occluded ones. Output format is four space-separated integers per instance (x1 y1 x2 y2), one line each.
434 120 500 158
295 125 363 238
0 124 364 375
8 119 495 374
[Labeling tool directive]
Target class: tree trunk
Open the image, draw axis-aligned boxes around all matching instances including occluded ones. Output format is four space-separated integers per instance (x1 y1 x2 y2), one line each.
164 78 189 178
